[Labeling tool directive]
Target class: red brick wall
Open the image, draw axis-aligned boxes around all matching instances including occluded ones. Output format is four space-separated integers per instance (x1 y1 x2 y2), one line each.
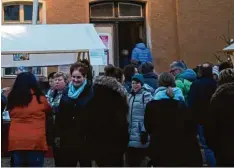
46 0 88 24
150 0 180 72
151 0 234 71
177 0 234 68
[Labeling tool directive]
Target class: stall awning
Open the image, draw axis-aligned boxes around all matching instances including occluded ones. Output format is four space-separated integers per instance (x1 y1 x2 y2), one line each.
1 24 106 67
223 43 234 52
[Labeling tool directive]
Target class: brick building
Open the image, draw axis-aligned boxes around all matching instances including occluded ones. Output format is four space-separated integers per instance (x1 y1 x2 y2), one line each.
2 0 234 87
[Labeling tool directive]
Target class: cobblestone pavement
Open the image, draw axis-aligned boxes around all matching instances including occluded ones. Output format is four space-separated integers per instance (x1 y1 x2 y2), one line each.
1 157 55 167
2 156 149 167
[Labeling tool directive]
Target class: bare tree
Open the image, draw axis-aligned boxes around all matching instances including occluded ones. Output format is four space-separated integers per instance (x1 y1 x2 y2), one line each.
214 21 234 63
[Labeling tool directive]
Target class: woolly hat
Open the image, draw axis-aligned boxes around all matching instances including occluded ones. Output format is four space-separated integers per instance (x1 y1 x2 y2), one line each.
212 66 219 77
132 73 144 85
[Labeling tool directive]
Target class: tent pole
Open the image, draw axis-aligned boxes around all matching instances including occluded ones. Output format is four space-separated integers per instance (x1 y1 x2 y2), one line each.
32 0 39 25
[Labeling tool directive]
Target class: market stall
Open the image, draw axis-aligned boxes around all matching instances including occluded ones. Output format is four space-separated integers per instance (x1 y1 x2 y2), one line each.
1 24 107 68
1 24 106 158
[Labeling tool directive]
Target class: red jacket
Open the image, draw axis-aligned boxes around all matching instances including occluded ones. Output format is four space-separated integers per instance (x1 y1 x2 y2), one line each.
8 95 51 151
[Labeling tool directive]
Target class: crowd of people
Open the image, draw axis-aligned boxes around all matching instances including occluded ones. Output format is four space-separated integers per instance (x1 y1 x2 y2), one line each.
1 58 234 167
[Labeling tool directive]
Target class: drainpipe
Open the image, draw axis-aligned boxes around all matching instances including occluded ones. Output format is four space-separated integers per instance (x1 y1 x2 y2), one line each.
32 0 39 25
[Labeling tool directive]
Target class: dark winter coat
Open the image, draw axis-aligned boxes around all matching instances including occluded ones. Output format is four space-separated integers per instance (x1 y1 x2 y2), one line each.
187 77 217 124
143 72 158 90
205 82 234 166
85 76 129 162
144 99 202 166
55 84 94 150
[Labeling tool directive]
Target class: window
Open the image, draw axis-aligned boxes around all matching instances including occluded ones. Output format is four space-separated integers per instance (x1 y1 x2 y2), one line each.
90 3 114 18
24 5 40 21
3 3 41 23
4 67 43 76
2 2 45 77
4 5 20 21
118 3 142 17
90 2 144 19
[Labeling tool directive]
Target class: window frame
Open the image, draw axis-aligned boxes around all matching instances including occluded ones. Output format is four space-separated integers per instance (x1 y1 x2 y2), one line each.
90 2 115 19
2 67 47 78
118 2 143 18
2 2 43 24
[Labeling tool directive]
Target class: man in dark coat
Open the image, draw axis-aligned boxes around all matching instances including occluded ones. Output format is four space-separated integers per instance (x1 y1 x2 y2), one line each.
139 62 158 90
205 68 234 166
187 63 217 166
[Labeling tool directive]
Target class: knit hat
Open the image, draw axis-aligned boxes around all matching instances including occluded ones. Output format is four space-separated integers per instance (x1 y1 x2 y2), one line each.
132 74 144 85
170 61 186 70
212 66 219 77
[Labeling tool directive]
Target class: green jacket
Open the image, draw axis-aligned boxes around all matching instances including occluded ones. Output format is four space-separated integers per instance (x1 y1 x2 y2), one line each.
175 75 192 102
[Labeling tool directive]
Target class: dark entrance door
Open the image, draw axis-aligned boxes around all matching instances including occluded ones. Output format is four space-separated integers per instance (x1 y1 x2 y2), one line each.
118 21 145 68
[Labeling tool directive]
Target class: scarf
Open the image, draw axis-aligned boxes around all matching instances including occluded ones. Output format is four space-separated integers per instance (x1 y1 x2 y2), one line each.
68 79 87 99
153 86 185 101
47 89 64 108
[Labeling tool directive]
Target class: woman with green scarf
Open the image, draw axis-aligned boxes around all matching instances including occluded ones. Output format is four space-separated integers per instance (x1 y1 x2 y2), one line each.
55 62 94 167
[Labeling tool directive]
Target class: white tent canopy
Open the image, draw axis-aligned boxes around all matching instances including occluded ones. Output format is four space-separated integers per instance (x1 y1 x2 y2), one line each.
1 24 106 67
223 43 234 52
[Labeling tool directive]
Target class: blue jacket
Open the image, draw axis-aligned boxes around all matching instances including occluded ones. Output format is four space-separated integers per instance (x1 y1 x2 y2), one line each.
131 43 153 63
154 87 185 102
128 89 152 148
143 72 158 90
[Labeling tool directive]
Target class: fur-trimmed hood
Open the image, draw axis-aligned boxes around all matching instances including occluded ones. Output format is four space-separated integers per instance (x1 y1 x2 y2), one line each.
211 82 234 102
94 76 128 97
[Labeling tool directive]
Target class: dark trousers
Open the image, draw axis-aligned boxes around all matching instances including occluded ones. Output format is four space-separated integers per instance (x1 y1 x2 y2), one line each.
53 146 64 167
127 147 147 167
11 150 44 167
55 148 91 167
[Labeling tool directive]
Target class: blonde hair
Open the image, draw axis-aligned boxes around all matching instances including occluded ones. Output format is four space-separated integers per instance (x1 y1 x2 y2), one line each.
158 72 176 98
53 72 69 83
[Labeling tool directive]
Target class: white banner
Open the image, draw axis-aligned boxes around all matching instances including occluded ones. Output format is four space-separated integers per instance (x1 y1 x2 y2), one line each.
89 49 107 66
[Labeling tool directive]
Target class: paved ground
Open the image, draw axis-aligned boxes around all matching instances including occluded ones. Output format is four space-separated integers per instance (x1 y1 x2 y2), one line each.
1 157 55 167
1 157 149 167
